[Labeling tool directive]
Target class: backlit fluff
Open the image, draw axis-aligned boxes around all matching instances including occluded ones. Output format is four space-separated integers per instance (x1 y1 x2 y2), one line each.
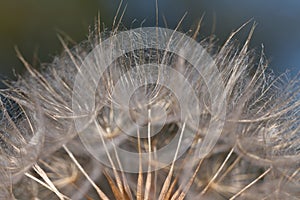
0 17 299 200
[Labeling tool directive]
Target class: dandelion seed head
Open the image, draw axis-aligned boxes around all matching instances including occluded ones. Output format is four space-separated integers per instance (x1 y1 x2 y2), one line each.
0 9 299 199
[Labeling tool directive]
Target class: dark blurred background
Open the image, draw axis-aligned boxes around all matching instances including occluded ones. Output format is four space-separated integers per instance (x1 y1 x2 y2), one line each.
0 0 299 87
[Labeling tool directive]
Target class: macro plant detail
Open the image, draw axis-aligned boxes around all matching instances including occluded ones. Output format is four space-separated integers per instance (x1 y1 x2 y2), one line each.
0 12 299 200
72 27 226 173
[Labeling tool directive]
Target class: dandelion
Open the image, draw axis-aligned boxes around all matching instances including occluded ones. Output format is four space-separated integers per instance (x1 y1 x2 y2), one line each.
0 6 299 200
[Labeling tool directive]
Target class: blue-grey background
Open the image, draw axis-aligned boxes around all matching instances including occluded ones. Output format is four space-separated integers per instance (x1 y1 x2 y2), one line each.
0 0 299 87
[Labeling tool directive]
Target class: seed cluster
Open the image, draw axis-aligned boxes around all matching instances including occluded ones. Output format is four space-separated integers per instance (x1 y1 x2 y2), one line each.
0 19 299 200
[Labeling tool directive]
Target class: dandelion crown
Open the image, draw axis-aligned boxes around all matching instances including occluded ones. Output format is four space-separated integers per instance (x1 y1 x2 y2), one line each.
0 3 299 200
